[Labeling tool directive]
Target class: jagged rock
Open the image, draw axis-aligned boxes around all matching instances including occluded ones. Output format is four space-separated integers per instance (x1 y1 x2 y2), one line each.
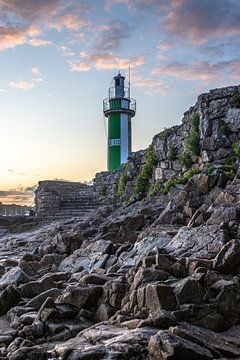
0 267 33 288
174 277 205 305
148 310 178 329
0 285 21 315
132 268 168 290
166 225 227 258
59 284 102 309
213 239 240 274
148 328 213 359
59 239 112 272
118 227 175 267
26 288 62 310
145 283 177 312
8 346 48 360
19 276 57 298
96 303 115 321
172 324 240 358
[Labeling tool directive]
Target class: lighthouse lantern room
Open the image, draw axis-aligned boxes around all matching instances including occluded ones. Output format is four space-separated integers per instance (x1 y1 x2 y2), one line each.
103 72 136 171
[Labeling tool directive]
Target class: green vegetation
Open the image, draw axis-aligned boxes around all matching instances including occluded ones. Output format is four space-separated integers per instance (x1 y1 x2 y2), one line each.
149 169 201 195
135 148 157 194
161 127 173 138
167 146 177 161
229 94 240 108
208 163 236 180
219 119 231 137
232 141 240 159
186 113 200 156
149 181 162 196
180 151 192 169
160 168 201 195
117 172 128 197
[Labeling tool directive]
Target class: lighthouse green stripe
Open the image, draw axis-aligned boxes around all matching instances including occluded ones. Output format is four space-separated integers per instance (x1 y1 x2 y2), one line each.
109 113 120 139
108 112 121 170
108 146 121 170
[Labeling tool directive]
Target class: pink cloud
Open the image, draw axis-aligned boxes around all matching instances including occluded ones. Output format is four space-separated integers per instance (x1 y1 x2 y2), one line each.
132 73 169 94
9 80 35 90
48 15 90 32
0 25 39 50
28 38 51 47
69 52 145 72
0 0 90 50
163 0 240 43
31 67 40 75
153 59 240 83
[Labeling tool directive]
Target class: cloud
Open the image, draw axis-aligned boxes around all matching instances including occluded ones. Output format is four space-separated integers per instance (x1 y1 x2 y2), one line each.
69 52 145 72
0 1 90 51
96 20 132 51
158 41 174 52
31 67 40 75
28 38 51 47
163 0 240 43
0 25 40 50
9 80 36 90
153 59 240 82
104 0 133 12
58 45 75 57
0 186 35 205
0 0 62 21
132 73 169 94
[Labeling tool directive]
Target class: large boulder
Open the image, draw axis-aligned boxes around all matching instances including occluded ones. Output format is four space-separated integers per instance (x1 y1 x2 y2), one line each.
213 239 240 274
174 277 205 305
145 283 177 312
0 285 21 315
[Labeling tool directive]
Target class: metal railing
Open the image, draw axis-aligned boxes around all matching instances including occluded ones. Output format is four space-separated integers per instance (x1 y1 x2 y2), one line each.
103 97 136 114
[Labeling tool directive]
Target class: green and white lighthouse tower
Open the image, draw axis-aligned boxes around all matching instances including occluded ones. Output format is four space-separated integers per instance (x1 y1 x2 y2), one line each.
103 72 136 171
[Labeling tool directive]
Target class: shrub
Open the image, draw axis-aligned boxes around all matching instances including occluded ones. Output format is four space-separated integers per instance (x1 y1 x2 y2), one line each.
117 173 128 197
167 146 177 161
135 148 157 194
208 163 236 179
149 181 162 196
229 94 240 108
208 165 215 175
187 129 200 156
219 119 231 137
162 168 201 194
232 141 240 159
223 155 235 166
180 151 192 169
186 113 200 156
162 178 177 194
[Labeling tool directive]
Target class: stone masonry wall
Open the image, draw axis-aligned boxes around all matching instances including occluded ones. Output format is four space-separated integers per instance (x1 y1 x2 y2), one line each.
35 180 97 219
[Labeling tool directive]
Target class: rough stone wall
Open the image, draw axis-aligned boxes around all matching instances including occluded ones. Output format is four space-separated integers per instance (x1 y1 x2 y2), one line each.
35 180 96 219
93 170 121 204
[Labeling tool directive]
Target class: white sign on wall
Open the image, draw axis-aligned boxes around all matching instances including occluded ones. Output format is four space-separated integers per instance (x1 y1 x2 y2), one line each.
109 139 121 146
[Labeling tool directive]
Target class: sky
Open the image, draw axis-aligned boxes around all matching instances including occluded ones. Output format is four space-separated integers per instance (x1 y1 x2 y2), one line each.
0 0 239 205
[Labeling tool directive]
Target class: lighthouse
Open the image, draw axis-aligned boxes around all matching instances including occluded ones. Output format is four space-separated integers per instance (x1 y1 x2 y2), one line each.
103 72 136 171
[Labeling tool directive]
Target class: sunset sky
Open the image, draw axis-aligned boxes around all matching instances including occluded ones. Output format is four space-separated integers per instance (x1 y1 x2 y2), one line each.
0 0 239 205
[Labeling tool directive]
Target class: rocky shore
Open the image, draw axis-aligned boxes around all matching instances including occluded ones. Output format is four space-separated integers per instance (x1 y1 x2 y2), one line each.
1 85 240 359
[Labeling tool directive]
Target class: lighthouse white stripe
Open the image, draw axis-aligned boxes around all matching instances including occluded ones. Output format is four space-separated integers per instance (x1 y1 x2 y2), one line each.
120 113 128 164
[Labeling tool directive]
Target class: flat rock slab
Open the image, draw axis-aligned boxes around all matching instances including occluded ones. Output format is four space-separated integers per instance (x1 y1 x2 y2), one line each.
0 315 13 332
166 225 226 258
